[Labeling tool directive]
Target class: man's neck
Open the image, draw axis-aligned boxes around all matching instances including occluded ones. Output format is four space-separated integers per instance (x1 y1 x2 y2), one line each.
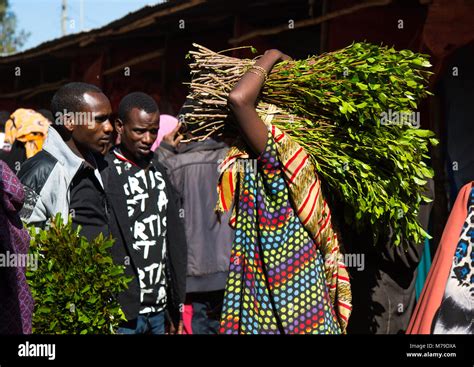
65 139 96 168
118 145 151 169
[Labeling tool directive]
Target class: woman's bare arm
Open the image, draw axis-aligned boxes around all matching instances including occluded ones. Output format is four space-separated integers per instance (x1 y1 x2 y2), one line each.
228 49 291 155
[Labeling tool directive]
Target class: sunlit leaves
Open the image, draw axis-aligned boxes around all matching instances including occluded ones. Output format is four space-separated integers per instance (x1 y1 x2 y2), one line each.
26 214 132 334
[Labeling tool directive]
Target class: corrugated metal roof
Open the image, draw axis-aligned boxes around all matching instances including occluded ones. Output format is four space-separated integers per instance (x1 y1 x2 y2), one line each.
0 0 204 63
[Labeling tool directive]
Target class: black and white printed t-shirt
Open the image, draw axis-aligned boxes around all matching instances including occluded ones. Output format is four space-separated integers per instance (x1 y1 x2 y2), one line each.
112 148 169 314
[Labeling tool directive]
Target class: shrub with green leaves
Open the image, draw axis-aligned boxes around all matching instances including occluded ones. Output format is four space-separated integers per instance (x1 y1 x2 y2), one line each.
26 214 132 334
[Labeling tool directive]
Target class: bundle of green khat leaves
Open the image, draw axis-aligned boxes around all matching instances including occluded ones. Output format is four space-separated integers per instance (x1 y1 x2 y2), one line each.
183 42 437 247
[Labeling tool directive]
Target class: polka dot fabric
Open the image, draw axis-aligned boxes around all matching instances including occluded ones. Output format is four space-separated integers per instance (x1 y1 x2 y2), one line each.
219 131 341 334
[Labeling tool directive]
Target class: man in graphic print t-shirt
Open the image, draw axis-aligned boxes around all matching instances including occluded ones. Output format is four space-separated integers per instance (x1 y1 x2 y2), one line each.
112 150 169 315
108 92 186 334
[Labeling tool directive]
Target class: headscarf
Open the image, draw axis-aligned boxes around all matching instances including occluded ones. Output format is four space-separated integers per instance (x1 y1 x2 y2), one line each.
151 114 179 151
4 109 50 159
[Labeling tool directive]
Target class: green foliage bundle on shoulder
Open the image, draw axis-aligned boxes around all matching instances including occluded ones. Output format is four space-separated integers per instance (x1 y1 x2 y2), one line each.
184 42 438 247
26 214 132 334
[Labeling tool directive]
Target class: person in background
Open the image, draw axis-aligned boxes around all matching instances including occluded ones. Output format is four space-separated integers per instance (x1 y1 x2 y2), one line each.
0 111 9 151
0 160 34 334
341 179 435 334
408 181 473 334
0 109 50 173
100 92 187 334
156 107 234 334
151 114 179 152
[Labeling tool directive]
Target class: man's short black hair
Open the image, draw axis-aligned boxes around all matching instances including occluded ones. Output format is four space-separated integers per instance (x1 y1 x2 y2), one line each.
50 82 102 124
118 92 159 123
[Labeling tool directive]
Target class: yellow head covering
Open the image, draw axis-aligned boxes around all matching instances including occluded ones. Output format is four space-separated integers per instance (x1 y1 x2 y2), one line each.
5 109 50 158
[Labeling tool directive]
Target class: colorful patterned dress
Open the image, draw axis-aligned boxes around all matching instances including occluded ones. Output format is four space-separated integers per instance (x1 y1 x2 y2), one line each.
219 131 341 334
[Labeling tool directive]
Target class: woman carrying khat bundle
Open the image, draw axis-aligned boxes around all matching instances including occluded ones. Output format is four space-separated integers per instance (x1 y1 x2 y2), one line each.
217 49 351 334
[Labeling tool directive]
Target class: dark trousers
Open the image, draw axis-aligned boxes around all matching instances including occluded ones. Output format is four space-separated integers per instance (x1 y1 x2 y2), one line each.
188 290 224 335
117 311 165 335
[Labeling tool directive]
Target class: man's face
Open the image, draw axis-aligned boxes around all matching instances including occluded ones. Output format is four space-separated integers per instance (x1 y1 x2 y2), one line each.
70 91 113 155
116 107 159 163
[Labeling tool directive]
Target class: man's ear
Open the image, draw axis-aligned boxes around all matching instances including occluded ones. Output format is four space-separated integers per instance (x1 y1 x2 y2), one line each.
63 112 75 133
115 118 124 135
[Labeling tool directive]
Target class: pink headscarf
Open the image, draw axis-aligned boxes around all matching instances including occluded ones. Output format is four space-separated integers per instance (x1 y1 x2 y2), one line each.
151 114 179 151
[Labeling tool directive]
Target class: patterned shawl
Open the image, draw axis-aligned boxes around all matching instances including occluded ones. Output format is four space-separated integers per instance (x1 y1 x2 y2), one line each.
216 104 352 332
0 160 34 334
